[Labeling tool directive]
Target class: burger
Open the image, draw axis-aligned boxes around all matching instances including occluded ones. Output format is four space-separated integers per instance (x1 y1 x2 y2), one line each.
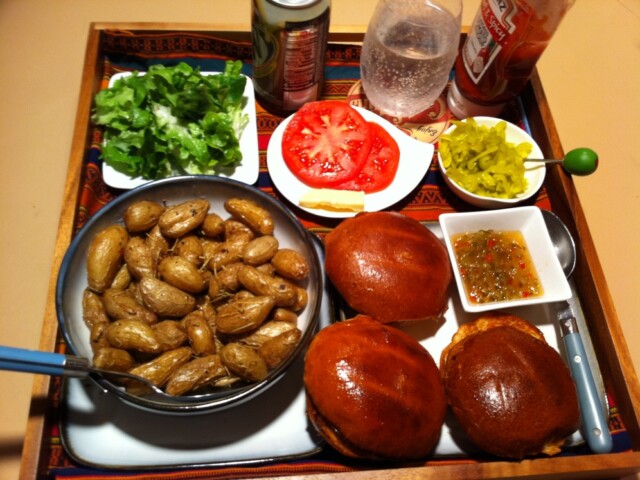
303 315 446 460
440 313 581 458
324 211 452 323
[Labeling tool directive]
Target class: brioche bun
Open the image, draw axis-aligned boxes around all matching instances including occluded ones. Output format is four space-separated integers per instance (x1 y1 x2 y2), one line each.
324 212 452 323
440 313 580 458
304 315 446 460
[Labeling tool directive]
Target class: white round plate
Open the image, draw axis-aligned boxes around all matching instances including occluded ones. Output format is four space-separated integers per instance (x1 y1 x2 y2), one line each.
267 106 434 219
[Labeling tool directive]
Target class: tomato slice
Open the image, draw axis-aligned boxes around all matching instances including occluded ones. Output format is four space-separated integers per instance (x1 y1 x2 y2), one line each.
338 121 400 193
281 101 373 188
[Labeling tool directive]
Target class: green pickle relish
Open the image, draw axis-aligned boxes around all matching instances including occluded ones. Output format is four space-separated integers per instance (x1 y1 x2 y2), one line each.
452 229 543 304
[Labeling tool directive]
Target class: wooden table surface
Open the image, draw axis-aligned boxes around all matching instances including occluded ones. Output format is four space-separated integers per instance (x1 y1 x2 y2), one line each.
1 1 638 478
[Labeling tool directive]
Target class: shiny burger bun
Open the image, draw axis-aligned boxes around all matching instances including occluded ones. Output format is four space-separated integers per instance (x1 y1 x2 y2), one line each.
324 211 452 323
440 313 580 458
304 315 446 460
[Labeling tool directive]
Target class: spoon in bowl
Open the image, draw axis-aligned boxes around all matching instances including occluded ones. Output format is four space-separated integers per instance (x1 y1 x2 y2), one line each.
0 345 169 397
541 209 613 454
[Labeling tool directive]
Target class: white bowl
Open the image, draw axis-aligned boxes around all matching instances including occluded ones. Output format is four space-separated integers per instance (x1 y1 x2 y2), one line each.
56 176 323 415
437 117 545 209
439 206 571 313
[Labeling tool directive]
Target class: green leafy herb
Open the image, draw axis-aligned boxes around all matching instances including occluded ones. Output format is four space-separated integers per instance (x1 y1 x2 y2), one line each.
92 61 249 180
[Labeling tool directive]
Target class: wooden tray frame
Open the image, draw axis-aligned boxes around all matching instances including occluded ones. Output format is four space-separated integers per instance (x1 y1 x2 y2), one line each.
18 22 640 479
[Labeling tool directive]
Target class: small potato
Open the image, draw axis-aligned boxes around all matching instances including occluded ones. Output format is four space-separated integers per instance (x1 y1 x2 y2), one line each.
238 265 297 307
223 219 256 241
242 236 279 266
127 347 193 390
93 347 136 372
110 263 132 290
90 322 111 352
174 235 204 267
87 225 129 293
256 262 276 276
220 343 269 382
258 328 302 368
206 236 249 272
158 256 206 293
82 289 109 329
198 301 217 331
139 276 196 317
153 320 188 351
123 200 165 233
124 236 156 280
146 225 170 264
200 213 225 237
224 198 274 236
271 249 309 281
184 310 217 356
215 295 275 335
290 286 309 312
271 307 298 324
208 262 243 299
106 319 161 354
212 375 242 388
165 355 227 396
237 320 297 348
102 288 158 325
158 199 210 238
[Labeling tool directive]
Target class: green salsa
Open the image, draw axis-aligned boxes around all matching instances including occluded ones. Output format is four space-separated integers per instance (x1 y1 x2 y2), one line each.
452 230 543 304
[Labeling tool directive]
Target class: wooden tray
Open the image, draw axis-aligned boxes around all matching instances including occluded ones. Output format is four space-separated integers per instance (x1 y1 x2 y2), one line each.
19 22 640 479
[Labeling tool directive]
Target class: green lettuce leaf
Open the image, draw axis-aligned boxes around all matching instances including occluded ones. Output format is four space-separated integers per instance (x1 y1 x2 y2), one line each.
91 61 249 180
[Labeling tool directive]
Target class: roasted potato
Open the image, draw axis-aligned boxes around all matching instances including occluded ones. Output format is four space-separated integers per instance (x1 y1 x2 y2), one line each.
83 196 312 397
158 199 210 238
139 276 196 317
243 235 279 266
224 198 274 236
165 354 227 396
102 288 158 325
220 343 269 382
237 265 298 307
158 256 206 293
271 248 310 281
106 318 161 354
258 328 302 368
123 200 165 233
86 225 129 293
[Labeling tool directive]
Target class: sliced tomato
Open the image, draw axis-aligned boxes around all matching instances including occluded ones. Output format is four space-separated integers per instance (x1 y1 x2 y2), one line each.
338 121 400 193
281 101 373 188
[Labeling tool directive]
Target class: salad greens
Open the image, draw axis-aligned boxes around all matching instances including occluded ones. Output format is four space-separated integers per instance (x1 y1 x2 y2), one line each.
92 61 249 180
439 118 532 199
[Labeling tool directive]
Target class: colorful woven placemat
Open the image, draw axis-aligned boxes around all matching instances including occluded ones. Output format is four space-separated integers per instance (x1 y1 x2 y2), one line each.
42 30 630 479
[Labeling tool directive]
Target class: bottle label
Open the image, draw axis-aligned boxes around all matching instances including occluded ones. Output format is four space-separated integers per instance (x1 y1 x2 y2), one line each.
461 0 534 84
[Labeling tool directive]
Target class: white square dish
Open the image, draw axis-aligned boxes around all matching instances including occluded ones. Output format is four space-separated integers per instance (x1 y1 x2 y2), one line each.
439 206 572 312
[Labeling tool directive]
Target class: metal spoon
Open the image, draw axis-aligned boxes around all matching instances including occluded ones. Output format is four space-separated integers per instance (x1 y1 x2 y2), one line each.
0 345 170 397
541 210 613 453
525 147 598 176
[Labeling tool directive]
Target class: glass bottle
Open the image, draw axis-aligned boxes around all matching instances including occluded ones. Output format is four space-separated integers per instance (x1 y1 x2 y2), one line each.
447 0 575 118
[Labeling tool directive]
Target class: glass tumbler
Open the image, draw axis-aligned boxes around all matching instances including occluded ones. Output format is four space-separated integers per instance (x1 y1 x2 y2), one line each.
360 0 462 119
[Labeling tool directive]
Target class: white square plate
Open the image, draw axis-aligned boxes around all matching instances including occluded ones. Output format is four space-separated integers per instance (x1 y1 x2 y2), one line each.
439 206 572 312
101 71 259 189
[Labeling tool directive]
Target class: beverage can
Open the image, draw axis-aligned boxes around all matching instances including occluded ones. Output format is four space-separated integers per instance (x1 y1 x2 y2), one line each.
251 0 331 115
